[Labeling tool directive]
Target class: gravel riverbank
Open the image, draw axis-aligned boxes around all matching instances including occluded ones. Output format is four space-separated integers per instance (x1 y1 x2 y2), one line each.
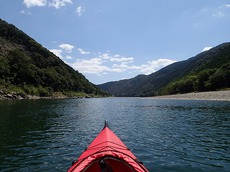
150 90 230 101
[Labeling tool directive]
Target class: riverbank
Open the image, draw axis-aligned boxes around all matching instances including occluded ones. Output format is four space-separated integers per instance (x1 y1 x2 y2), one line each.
150 90 230 101
0 89 96 100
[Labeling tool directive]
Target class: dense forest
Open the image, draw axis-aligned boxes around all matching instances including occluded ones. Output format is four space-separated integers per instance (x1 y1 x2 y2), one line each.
160 62 230 95
160 43 230 95
0 19 108 98
98 42 230 97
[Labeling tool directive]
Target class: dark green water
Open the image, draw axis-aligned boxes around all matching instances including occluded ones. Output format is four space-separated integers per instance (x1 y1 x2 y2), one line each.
0 98 229 172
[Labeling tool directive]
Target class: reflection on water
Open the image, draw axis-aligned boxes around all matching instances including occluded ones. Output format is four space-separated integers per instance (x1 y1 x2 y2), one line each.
0 98 229 171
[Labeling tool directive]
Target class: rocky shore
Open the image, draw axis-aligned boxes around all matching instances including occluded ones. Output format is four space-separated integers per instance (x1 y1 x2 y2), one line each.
151 90 230 101
0 90 45 100
0 89 92 100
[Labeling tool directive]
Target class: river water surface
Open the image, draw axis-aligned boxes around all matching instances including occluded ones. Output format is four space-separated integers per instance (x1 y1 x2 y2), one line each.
0 98 229 172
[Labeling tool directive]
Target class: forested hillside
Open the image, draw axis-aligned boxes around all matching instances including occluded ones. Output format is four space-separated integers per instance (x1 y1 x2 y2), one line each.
0 19 108 98
98 42 230 97
160 43 230 95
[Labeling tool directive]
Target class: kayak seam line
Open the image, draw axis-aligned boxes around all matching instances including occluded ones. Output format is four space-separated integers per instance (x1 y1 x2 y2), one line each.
86 141 127 150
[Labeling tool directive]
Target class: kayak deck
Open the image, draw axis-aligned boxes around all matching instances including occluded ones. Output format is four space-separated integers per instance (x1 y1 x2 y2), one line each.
68 121 148 172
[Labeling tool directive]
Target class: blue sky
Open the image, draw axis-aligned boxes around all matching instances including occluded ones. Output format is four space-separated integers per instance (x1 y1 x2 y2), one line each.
0 0 229 84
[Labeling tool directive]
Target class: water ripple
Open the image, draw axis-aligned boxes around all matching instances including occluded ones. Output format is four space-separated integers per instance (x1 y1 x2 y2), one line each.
0 98 229 171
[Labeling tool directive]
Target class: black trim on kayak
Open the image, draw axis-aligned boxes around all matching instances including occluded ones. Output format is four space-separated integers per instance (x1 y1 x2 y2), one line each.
103 120 109 129
71 149 148 172
82 156 136 172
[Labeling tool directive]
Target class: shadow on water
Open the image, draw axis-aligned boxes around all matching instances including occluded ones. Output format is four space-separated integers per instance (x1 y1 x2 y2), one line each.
0 98 229 172
0 100 66 171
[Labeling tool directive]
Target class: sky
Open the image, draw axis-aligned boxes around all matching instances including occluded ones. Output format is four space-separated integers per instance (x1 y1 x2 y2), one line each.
0 0 229 84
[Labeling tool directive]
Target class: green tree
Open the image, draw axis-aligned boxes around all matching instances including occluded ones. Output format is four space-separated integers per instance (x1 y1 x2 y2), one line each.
0 56 10 82
209 63 230 89
194 69 216 91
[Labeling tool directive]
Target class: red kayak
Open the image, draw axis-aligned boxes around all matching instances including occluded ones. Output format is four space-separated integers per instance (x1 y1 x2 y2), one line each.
68 121 148 172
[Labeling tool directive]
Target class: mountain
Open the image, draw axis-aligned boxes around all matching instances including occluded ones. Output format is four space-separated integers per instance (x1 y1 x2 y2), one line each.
0 19 108 98
98 42 230 97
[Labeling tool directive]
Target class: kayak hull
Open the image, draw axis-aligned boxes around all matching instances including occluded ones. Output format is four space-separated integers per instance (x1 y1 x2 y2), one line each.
68 122 148 172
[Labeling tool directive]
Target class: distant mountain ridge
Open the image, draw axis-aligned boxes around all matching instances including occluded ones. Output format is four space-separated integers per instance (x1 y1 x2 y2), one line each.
0 18 108 98
98 42 230 97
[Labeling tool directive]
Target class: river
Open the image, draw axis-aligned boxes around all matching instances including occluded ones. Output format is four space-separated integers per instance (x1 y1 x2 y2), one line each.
0 98 229 171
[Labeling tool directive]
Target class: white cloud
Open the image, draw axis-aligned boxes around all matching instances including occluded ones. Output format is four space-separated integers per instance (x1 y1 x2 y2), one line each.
70 52 176 76
212 4 230 17
212 12 225 17
78 48 90 55
76 6 85 16
50 44 74 60
99 53 110 60
71 58 111 74
97 54 134 63
50 49 73 60
59 43 74 53
110 57 134 62
23 0 47 8
20 10 32 15
50 45 176 77
202 46 212 52
50 49 62 58
23 0 72 8
139 59 176 75
70 54 132 75
48 0 72 9
50 43 74 59
66 55 73 59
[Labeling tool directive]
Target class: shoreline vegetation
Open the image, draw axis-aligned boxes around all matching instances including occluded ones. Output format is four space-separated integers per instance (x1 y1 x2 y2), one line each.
0 89 103 100
1 89 229 101
149 90 230 101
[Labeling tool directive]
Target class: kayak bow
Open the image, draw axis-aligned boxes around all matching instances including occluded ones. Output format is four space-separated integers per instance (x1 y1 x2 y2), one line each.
68 121 148 172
